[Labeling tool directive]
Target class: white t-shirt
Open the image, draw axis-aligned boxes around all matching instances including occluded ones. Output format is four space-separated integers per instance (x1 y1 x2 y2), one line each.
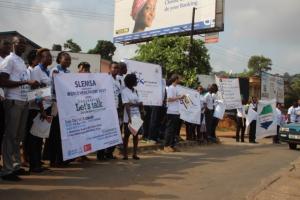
166 84 180 115
29 64 52 110
204 92 215 110
288 106 298 123
117 75 126 90
0 56 4 98
111 75 121 108
0 52 31 101
276 108 283 126
122 87 141 123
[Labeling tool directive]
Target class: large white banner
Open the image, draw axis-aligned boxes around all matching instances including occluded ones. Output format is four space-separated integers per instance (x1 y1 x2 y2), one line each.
215 77 242 110
177 85 201 124
261 72 284 103
114 0 216 43
54 73 122 160
256 99 277 139
124 59 163 106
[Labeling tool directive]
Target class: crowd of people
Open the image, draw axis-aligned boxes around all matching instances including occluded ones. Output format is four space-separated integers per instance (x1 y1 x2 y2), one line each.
0 36 300 182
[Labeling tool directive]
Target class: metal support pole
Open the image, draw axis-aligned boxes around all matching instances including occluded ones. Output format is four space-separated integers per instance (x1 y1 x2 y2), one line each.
189 7 196 69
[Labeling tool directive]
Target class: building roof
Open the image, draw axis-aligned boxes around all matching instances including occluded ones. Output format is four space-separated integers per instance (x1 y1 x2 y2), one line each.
0 31 41 48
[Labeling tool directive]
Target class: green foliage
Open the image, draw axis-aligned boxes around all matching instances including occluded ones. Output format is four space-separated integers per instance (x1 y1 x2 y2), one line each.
285 74 300 106
134 36 211 87
247 55 272 76
52 44 62 51
63 39 81 53
88 40 116 61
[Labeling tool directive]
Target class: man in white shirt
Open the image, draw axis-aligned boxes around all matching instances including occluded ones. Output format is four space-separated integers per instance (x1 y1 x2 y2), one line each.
164 74 184 152
287 101 298 123
249 97 258 143
0 39 11 170
0 37 39 181
236 100 247 142
97 62 121 160
204 84 218 142
273 103 283 144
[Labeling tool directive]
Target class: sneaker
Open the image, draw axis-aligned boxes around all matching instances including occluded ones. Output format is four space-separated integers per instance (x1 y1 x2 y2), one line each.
163 146 175 153
2 173 22 181
147 140 157 145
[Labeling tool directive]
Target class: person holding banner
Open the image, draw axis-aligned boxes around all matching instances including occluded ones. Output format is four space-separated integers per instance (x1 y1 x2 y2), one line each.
236 100 247 142
204 84 218 143
164 74 184 153
0 37 40 181
287 101 300 123
249 97 258 143
26 48 53 173
97 62 121 161
47 51 71 167
273 103 284 144
122 73 144 160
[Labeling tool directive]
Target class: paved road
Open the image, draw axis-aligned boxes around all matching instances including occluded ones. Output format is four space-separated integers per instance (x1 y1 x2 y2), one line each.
0 139 299 200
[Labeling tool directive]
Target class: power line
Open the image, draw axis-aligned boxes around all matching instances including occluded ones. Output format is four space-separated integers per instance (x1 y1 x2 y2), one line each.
0 1 114 20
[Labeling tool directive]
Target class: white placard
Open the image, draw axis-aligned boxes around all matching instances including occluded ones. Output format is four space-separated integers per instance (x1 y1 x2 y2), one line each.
261 72 284 103
54 73 122 160
215 77 242 110
177 85 201 124
213 100 225 119
256 99 277 139
246 107 258 127
124 59 163 106
27 87 51 101
30 114 52 138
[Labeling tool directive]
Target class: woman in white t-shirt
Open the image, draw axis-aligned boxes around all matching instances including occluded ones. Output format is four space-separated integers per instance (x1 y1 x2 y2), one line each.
122 73 143 160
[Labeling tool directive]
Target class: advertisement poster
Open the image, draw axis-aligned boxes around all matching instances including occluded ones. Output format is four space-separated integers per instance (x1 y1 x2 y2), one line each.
261 72 284 103
54 73 122 160
177 85 201 124
114 0 216 43
124 59 163 106
215 77 242 110
256 99 277 139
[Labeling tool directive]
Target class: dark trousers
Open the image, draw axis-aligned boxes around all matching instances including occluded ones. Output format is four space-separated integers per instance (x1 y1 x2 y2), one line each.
27 108 51 169
249 120 257 142
149 106 163 141
273 125 280 143
211 117 219 139
48 115 63 164
195 114 207 142
164 114 181 147
186 122 196 141
236 117 246 142
0 101 5 156
205 109 214 139
142 106 152 139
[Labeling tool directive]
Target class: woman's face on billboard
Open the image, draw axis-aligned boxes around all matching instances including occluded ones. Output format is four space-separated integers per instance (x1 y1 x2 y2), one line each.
138 0 156 27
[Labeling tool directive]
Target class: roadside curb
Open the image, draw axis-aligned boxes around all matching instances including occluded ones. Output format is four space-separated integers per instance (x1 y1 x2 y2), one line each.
246 156 299 200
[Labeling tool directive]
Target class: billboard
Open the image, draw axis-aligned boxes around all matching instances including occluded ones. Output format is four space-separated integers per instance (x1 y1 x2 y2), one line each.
113 0 224 44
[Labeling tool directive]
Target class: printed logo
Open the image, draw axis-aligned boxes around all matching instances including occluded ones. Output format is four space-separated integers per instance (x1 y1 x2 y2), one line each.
83 144 92 152
259 104 273 130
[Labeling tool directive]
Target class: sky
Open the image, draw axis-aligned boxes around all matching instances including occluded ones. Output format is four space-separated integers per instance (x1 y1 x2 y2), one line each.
0 0 299 75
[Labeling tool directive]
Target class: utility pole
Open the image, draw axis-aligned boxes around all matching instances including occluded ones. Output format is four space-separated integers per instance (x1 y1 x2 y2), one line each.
188 7 196 69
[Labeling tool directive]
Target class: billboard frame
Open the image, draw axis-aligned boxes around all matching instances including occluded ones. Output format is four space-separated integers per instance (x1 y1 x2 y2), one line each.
114 0 225 45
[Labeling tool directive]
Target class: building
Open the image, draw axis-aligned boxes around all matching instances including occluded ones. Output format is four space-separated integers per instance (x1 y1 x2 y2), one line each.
0 31 41 62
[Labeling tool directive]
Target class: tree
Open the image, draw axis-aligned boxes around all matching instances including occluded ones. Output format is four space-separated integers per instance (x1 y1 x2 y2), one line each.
63 39 82 53
88 40 116 61
285 74 300 106
52 44 62 51
247 55 272 76
134 36 211 87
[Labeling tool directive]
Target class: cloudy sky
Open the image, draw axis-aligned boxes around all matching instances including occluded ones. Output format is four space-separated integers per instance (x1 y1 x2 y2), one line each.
0 0 299 75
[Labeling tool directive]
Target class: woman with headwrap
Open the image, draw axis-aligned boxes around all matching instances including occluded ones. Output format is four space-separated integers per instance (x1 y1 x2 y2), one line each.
131 0 157 33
